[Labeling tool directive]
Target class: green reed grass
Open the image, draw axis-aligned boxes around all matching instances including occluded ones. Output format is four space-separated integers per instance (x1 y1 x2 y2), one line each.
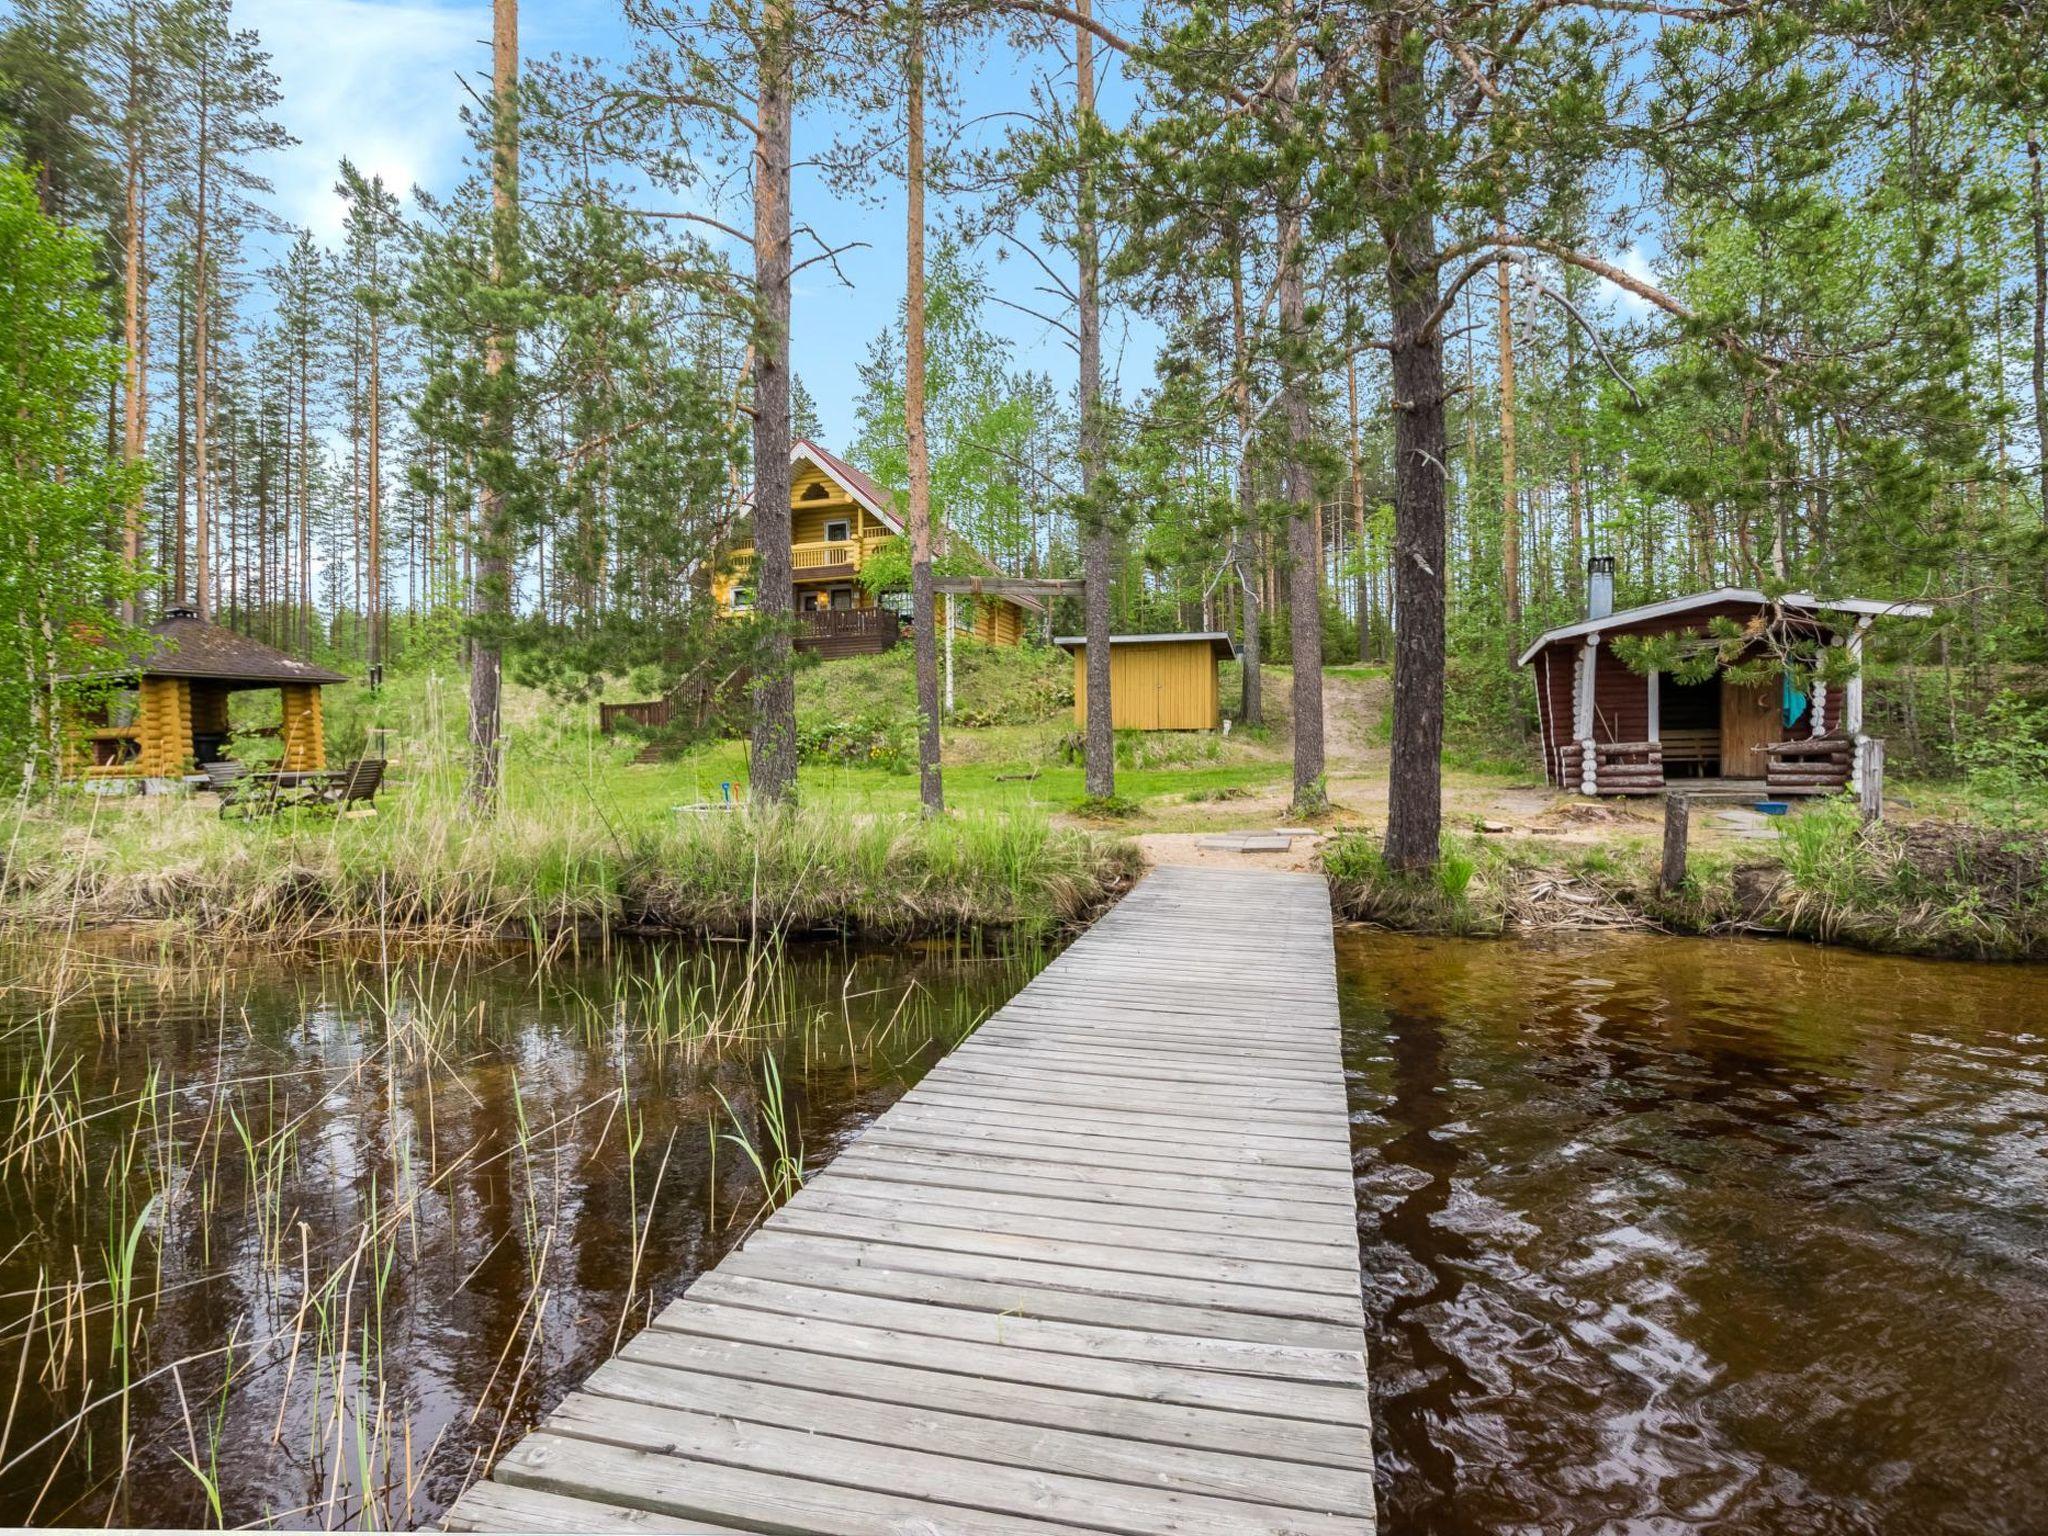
0 785 1134 947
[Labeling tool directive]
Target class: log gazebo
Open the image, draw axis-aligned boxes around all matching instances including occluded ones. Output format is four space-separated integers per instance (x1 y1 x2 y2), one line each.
63 608 348 782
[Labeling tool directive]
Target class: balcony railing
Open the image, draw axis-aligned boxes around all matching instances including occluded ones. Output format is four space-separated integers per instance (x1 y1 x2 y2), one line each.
727 536 876 578
793 538 865 574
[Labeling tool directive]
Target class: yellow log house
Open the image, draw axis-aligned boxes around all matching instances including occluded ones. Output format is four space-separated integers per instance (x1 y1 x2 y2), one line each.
1055 632 1239 732
60 608 348 780
715 440 1039 650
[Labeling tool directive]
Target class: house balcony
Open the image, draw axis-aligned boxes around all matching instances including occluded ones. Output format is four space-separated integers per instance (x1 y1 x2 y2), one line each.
725 535 877 582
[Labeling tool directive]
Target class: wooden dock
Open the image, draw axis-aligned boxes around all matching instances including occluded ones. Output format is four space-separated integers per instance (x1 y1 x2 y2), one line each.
446 866 1375 1535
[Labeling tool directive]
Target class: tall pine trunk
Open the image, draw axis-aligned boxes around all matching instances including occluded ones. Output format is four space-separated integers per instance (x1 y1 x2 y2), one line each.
1349 354 1370 663
1276 18 1323 813
1380 29 1448 872
906 18 942 815
368 309 382 677
1077 0 1114 798
469 0 518 810
749 0 798 805
1497 246 1519 634
299 338 312 652
120 42 147 624
1231 250 1263 723
2030 128 2045 549
192 74 211 618
174 279 187 603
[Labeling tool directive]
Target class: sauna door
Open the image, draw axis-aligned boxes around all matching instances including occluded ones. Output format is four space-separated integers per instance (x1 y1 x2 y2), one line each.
1719 674 1780 778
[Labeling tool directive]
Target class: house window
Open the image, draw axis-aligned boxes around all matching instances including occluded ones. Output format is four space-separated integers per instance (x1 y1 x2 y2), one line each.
823 519 851 543
729 586 754 612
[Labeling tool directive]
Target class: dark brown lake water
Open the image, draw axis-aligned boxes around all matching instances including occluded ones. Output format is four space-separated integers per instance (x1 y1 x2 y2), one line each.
0 936 1045 1529
1340 932 2048 1536
2 926 2041 1531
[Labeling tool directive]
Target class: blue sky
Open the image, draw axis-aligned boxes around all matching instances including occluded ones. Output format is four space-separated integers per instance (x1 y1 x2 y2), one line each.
241 0 1665 457
241 0 1157 451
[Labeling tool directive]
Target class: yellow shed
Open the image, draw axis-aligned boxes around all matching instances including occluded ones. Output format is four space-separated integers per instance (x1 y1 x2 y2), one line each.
1055 632 1237 732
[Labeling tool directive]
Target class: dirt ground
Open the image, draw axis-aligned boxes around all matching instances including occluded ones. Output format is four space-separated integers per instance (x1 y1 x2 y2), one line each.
1136 831 1329 871
1130 669 1772 869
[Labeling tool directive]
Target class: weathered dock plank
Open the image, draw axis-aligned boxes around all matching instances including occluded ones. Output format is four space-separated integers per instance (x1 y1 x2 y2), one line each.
445 866 1374 1535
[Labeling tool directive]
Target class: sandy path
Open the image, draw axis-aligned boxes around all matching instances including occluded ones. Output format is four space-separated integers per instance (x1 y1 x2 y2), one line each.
1131 668 1689 866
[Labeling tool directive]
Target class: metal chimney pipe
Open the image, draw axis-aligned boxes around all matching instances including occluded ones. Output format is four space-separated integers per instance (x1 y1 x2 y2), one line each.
1587 556 1615 622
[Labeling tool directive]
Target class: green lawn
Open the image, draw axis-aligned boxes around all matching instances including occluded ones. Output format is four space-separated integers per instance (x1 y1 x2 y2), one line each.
588 742 1295 824
338 643 1312 832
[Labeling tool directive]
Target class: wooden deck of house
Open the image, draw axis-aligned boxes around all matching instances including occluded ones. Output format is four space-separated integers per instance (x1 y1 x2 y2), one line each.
444 866 1374 1536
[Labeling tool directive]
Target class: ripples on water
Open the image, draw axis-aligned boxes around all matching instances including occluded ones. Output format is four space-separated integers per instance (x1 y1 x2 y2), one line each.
1341 932 2048 1536
0 937 1043 1529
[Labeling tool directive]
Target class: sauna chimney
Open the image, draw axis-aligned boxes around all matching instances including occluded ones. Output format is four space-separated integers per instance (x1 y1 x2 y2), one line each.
1586 556 1615 622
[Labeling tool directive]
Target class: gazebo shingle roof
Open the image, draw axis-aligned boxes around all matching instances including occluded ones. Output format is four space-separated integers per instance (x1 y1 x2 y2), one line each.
75 609 349 686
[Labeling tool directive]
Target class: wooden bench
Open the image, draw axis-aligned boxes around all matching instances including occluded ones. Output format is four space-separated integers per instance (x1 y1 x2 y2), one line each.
301 757 387 814
221 758 386 820
1658 726 1719 771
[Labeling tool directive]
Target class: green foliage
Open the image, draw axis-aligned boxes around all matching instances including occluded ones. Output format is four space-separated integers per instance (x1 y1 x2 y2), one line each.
0 158 146 789
1952 691 2048 827
855 535 983 598
1611 613 1861 693
0 0 111 226
4 774 1139 942
794 642 1070 738
1437 844 1477 904
225 727 283 772
797 712 911 773
1442 646 1531 769
850 242 1065 582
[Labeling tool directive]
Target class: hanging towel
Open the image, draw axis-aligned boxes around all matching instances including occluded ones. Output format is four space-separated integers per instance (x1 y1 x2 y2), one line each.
1782 673 1809 730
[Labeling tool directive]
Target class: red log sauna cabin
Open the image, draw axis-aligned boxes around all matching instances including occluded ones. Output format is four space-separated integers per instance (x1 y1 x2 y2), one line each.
1518 558 1931 799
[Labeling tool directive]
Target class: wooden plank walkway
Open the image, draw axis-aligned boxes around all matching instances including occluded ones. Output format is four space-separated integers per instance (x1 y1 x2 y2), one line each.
446 866 1374 1535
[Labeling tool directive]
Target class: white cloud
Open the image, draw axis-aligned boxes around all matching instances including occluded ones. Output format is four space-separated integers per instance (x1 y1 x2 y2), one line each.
1610 244 1661 318
240 0 479 242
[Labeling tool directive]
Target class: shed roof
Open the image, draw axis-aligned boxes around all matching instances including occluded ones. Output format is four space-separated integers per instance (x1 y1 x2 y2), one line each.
1514 588 1935 668
1054 632 1239 660
72 609 349 685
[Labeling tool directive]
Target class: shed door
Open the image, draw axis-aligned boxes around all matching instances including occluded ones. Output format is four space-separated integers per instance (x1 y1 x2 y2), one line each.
1719 675 1779 778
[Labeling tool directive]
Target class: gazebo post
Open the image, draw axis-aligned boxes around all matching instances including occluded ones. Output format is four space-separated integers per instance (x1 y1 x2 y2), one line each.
140 677 192 778
279 683 326 773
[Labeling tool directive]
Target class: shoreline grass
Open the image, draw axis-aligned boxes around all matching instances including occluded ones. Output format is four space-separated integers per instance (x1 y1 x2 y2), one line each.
1321 803 2048 961
0 790 1139 945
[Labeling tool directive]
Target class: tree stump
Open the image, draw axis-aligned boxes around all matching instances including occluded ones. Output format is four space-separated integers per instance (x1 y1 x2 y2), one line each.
1660 794 1691 895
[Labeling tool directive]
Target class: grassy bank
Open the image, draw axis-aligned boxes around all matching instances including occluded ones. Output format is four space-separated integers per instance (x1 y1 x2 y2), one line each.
1 785 1138 944
1323 800 2048 961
